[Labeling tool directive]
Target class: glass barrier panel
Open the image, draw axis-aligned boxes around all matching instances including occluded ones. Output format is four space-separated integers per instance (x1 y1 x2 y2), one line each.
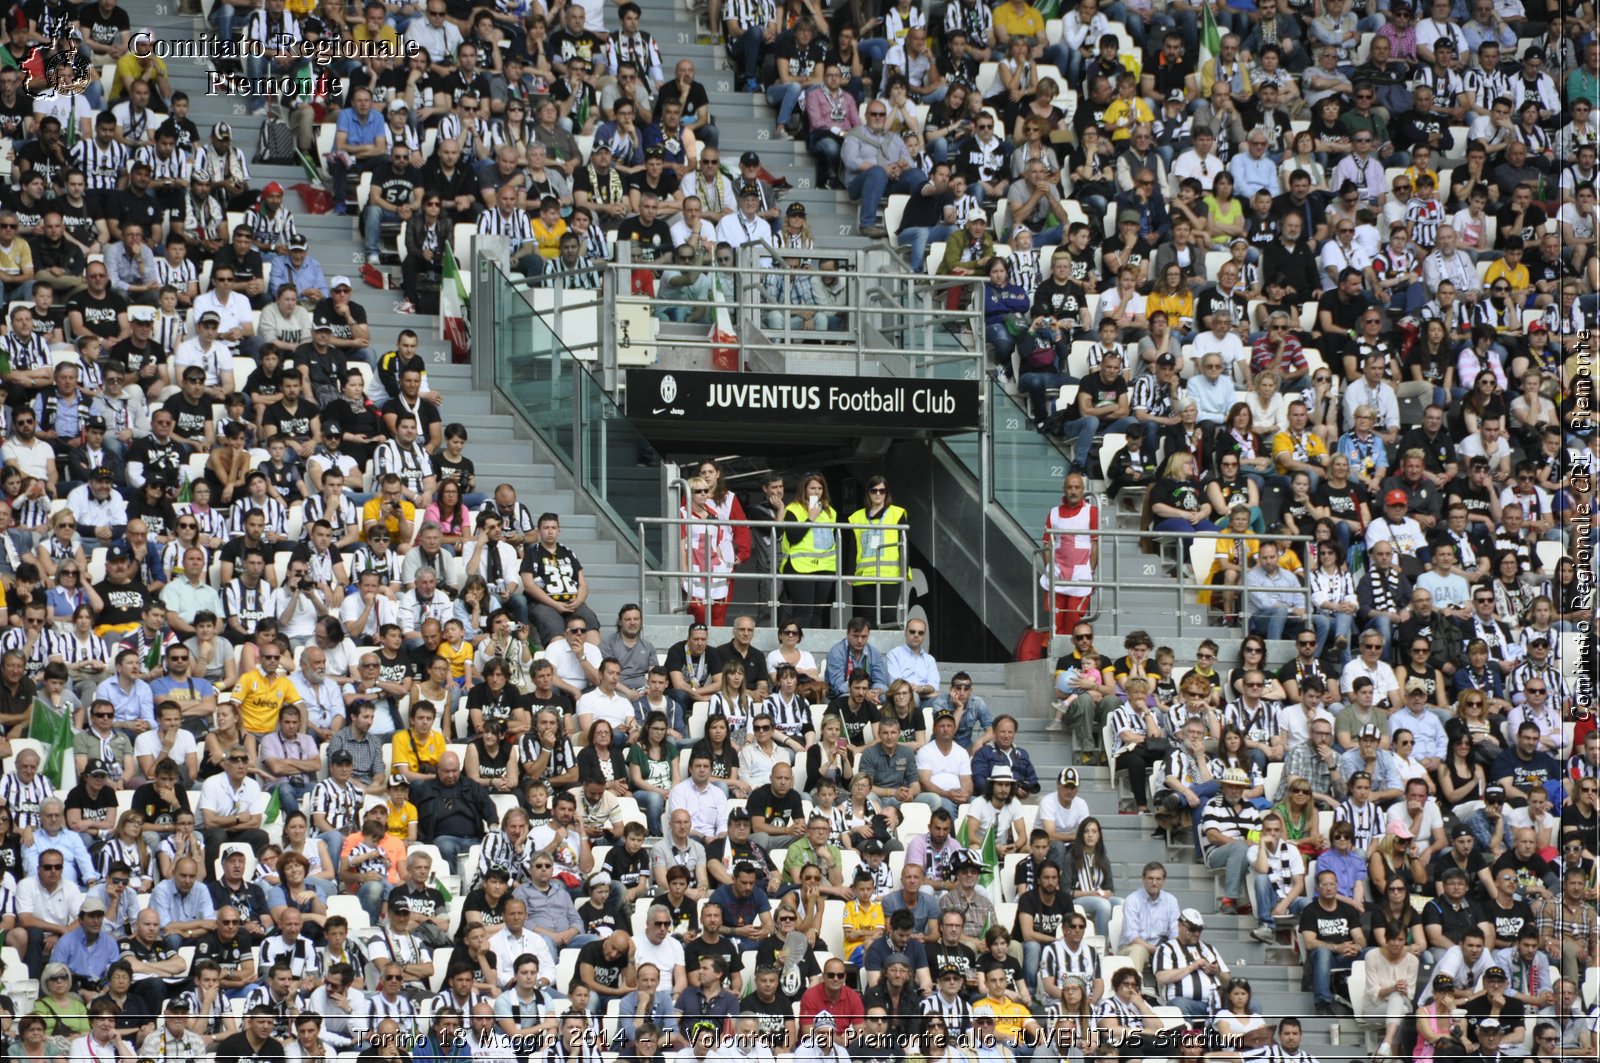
988 379 1071 532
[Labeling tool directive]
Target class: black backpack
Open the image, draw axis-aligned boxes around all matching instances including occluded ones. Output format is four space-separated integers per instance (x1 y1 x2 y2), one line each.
254 99 298 166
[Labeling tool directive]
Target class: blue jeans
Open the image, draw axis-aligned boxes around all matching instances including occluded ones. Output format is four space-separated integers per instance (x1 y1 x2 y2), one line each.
858 38 890 65
1204 838 1251 899
898 223 954 272
1318 609 1357 664
1251 875 1310 929
1022 939 1045 995
765 81 804 128
847 166 927 228
635 788 667 835
1364 613 1395 655
356 878 392 924
1066 414 1139 473
435 835 475 874
1020 370 1074 424
319 829 347 875
363 205 400 259
539 931 599 958
728 27 764 84
987 321 1018 367
1247 606 1318 642
273 778 313 815
1075 893 1123 938
1307 946 1356 1004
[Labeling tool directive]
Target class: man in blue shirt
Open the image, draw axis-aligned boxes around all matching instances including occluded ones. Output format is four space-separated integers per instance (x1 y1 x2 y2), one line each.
928 674 994 751
884 621 940 703
824 618 889 700
707 864 772 951
25 799 99 886
150 856 218 950
327 87 390 213
49 895 121 989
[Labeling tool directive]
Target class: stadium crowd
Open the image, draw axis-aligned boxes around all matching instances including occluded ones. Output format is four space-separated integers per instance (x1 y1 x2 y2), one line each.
0 0 1581 1056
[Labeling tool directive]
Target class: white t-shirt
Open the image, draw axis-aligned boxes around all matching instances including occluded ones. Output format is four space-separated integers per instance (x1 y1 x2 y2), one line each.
576 688 634 729
964 796 1024 841
1036 791 1090 837
915 740 972 792
132 728 199 765
634 933 686 979
1385 800 1443 858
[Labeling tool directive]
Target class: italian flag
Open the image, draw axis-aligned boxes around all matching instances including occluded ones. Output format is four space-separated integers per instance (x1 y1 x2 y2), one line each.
1199 3 1222 82
441 242 471 360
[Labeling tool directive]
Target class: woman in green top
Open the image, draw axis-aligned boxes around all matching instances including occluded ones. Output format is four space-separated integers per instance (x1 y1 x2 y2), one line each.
626 711 679 837
32 964 88 1053
1271 775 1327 856
1204 172 1246 247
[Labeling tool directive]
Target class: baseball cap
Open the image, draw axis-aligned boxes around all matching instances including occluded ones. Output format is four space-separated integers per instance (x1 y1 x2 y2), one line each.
85 760 112 777
312 318 334 332
786 202 807 217
1387 821 1414 840
738 183 761 198
84 415 105 431
1359 724 1383 739
329 750 354 766
330 276 353 290
727 807 752 822
388 98 409 112
1179 908 1205 928
79 896 107 914
1432 973 1456 992
812 1012 837 1031
387 772 409 787
937 962 964 979
1404 677 1428 694
323 422 344 436
1385 489 1409 506
1482 967 1507 983
90 466 114 481
289 234 309 249
740 151 761 166
1484 784 1506 800
1450 824 1472 839
1118 208 1140 224
388 897 410 913
106 544 132 561
197 310 221 327
1156 353 1178 368
212 122 232 140
128 305 156 323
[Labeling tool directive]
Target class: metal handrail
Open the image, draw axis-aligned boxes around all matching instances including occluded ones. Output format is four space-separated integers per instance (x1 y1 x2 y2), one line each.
557 241 992 379
636 514 911 628
1037 527 1316 638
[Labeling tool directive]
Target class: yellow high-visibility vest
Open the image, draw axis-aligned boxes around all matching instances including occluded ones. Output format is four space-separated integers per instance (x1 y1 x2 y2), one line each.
847 504 908 582
781 501 839 574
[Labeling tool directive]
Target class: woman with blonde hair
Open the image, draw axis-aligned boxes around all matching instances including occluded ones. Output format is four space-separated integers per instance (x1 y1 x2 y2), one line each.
33 509 87 583
1367 822 1425 895
1144 452 1219 553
